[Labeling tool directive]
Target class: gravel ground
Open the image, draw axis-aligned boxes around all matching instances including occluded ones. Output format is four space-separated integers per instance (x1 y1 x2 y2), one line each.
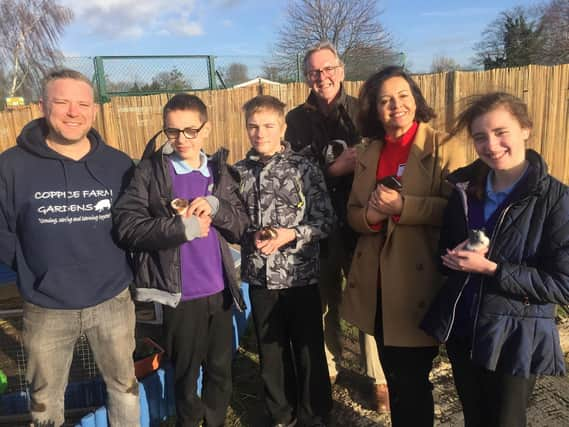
227 319 569 427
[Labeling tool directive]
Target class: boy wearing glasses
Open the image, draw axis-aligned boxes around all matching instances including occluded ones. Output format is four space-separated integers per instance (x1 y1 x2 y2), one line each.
114 93 249 427
235 95 335 427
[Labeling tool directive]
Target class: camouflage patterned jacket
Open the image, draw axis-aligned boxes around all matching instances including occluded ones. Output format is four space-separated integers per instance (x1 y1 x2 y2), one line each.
235 142 336 289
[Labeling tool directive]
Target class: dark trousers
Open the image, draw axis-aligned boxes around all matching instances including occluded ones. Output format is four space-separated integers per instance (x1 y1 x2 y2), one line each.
446 338 537 427
163 290 233 427
250 284 332 425
375 292 438 427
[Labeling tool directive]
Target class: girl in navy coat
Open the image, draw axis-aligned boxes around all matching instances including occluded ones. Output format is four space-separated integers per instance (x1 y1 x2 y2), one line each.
422 92 569 427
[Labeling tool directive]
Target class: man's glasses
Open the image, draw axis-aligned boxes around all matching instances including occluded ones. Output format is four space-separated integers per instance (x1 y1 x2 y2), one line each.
163 121 207 140
306 65 341 80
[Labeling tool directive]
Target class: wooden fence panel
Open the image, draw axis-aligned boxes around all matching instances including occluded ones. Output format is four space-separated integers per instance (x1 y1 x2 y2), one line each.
1 65 568 181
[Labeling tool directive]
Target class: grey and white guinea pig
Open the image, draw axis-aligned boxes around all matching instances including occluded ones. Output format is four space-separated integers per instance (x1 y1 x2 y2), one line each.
464 229 490 252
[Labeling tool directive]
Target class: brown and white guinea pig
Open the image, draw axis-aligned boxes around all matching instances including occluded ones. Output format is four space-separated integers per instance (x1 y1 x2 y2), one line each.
258 226 278 241
171 198 190 216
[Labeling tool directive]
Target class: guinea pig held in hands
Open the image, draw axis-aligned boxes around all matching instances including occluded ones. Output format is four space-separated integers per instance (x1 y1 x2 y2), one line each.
171 198 190 216
464 229 490 252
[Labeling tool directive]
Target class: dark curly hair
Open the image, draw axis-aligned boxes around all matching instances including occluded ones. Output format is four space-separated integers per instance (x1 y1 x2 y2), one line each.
358 66 436 139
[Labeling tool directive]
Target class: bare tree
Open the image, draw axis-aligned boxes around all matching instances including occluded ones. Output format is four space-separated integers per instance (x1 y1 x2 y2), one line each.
261 65 285 82
220 63 249 87
539 0 569 64
430 55 460 73
270 0 395 81
0 0 73 99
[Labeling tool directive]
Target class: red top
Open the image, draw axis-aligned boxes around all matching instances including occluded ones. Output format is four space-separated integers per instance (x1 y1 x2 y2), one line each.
376 121 418 182
372 121 418 230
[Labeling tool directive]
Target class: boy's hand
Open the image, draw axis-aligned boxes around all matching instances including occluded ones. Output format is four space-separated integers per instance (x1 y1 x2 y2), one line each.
187 197 212 217
254 228 296 255
196 215 212 237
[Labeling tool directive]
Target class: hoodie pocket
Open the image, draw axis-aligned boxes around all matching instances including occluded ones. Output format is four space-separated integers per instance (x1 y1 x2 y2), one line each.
34 262 126 308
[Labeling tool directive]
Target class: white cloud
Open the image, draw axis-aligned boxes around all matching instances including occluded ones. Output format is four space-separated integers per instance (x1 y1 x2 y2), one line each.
173 21 204 37
62 0 204 39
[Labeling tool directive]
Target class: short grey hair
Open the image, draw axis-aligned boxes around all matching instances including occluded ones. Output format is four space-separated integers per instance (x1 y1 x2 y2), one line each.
302 41 344 76
41 69 94 100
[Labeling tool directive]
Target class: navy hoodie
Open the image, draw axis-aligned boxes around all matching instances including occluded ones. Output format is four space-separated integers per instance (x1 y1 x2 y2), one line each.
0 118 134 309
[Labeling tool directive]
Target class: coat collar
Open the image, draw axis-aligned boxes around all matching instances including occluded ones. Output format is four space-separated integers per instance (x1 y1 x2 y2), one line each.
357 122 437 171
409 122 436 161
303 83 349 115
243 140 292 165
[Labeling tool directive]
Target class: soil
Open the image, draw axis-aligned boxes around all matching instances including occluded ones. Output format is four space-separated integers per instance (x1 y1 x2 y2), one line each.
227 318 569 427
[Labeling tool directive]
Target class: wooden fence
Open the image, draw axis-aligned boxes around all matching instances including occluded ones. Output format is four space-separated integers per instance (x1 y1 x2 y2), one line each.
1 64 568 182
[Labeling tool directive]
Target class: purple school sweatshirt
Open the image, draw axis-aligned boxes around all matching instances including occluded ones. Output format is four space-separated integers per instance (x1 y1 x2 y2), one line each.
168 161 224 301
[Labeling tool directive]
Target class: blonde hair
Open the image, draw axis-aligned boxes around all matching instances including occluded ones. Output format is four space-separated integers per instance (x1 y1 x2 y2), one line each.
242 95 286 123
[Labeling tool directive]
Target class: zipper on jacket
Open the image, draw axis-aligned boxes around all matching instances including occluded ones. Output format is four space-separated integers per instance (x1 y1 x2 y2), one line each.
441 182 472 342
442 274 472 342
161 150 184 301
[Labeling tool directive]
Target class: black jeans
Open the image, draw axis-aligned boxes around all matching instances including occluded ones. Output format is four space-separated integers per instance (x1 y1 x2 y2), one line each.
375 291 438 427
250 284 332 425
446 338 537 427
163 290 233 427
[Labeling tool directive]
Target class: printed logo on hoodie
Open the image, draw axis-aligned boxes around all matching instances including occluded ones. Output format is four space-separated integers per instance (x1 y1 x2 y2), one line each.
34 188 113 224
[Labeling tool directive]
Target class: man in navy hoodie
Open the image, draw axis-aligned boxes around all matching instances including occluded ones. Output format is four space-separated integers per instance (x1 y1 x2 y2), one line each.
0 69 139 426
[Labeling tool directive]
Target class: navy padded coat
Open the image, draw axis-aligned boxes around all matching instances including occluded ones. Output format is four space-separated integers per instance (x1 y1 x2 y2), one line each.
421 149 569 377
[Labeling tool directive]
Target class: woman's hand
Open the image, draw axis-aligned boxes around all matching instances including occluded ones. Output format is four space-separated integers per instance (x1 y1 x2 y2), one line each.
441 240 497 276
365 204 388 225
370 185 404 216
254 228 296 255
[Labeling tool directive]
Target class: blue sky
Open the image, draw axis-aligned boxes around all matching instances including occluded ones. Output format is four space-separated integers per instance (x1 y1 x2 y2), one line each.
59 0 542 75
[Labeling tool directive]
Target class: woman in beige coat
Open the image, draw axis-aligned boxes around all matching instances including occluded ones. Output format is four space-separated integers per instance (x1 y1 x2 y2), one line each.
340 66 465 427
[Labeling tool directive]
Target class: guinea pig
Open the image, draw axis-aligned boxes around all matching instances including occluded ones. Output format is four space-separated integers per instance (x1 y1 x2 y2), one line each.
258 226 278 241
464 229 490 252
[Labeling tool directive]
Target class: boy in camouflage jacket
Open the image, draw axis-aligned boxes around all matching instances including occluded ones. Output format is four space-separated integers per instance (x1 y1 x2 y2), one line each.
235 95 335 427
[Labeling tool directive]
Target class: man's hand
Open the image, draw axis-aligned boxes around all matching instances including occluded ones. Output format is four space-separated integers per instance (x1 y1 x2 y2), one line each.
441 240 497 275
327 147 357 177
187 197 212 218
254 228 296 255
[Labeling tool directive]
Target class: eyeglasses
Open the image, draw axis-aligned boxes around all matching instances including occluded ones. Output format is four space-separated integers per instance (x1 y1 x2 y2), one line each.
306 65 341 80
163 121 207 140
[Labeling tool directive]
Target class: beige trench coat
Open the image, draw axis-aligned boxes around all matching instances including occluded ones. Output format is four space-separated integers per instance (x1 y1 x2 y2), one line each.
340 123 467 347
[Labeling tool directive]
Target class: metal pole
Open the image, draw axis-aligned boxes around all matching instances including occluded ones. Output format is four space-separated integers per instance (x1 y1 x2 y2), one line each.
207 56 217 90
93 57 109 103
